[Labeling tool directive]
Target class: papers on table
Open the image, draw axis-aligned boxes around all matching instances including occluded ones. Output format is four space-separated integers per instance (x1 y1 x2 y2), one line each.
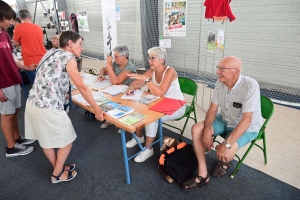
91 79 112 89
101 85 128 96
70 84 78 91
137 94 160 104
87 92 109 106
106 105 134 119
118 112 147 126
121 90 144 101
72 93 86 103
83 76 98 85
80 73 95 79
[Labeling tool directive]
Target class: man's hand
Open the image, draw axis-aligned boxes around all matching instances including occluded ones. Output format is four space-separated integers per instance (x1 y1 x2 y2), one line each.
27 64 38 71
94 107 105 121
215 144 231 163
0 89 8 102
201 127 214 152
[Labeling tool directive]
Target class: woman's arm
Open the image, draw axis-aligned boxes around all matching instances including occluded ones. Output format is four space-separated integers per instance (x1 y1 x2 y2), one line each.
97 67 108 81
126 70 153 94
146 68 176 96
66 59 104 121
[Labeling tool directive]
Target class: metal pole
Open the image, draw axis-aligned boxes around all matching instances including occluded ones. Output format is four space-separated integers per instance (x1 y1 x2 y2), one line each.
33 0 38 23
52 0 60 34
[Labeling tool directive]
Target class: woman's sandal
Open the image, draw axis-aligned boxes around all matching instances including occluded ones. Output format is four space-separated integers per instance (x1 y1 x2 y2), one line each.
65 163 76 172
51 166 77 183
212 161 232 177
182 174 209 191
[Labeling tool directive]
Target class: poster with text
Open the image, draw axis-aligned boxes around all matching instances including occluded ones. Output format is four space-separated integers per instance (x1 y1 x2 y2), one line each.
101 0 118 62
76 11 89 31
164 0 187 37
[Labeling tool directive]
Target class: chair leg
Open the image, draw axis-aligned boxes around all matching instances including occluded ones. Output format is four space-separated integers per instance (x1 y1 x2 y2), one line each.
179 115 190 142
262 133 267 165
231 142 255 178
193 110 197 123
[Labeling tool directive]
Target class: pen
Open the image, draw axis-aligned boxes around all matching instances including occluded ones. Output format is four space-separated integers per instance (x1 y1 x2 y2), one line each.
130 90 135 95
92 89 98 92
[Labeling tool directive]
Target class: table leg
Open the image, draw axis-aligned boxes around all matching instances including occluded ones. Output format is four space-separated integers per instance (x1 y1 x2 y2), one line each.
158 118 163 151
121 129 130 184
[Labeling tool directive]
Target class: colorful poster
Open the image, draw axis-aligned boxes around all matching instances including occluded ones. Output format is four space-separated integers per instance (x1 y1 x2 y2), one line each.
101 0 118 59
216 29 225 52
163 0 187 37
76 11 89 32
116 5 120 21
206 31 216 53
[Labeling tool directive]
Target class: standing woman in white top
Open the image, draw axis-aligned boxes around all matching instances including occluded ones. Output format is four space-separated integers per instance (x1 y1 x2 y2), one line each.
125 47 186 163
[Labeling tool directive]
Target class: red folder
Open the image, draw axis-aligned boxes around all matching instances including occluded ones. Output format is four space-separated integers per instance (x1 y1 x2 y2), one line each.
149 98 186 115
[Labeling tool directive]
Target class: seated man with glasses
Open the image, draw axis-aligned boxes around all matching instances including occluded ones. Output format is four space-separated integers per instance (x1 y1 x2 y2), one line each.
182 56 263 191
97 45 136 129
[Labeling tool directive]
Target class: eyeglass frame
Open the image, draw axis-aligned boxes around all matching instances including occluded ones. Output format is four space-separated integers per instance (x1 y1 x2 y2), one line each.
216 66 238 72
148 56 157 62
114 55 124 59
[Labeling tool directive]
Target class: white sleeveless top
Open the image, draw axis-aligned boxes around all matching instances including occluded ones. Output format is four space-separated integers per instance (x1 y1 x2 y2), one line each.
152 66 185 100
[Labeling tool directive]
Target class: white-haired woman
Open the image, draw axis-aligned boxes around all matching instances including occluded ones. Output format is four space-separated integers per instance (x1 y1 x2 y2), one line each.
98 45 136 129
125 47 186 162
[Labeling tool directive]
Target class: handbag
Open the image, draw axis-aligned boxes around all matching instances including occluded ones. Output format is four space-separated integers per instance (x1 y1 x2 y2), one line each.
159 142 198 184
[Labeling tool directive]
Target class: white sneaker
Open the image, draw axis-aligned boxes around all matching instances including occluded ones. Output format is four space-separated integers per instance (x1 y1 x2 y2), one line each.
100 122 112 129
134 148 154 162
126 136 145 148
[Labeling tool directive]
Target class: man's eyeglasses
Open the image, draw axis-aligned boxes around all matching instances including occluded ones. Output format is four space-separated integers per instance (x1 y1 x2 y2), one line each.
216 66 237 72
148 56 156 61
114 55 124 59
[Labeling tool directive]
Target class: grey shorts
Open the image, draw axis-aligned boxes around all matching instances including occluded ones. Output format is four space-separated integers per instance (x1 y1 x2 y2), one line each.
0 85 21 114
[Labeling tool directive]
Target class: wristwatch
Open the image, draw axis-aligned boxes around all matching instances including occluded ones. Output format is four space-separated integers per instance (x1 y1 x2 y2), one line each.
223 140 232 149
145 78 152 84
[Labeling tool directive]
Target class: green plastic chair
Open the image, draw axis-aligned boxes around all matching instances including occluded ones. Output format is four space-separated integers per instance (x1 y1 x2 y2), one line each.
213 95 274 178
163 77 198 141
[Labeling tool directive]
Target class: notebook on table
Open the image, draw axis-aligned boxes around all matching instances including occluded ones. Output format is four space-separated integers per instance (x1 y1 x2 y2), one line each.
149 97 186 115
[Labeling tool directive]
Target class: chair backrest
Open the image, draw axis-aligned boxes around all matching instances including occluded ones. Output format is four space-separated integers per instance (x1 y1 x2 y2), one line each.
260 95 274 131
178 77 197 97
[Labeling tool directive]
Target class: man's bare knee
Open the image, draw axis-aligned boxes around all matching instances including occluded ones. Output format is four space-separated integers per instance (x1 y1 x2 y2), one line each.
191 121 205 139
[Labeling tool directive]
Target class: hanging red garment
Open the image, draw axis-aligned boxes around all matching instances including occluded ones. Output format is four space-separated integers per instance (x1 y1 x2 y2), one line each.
204 0 236 22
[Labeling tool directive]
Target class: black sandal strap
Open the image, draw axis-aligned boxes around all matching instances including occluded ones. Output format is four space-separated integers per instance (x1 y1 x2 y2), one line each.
51 166 65 180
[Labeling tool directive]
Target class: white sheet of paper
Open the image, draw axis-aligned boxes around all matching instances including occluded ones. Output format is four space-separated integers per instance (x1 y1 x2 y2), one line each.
83 76 98 85
121 90 144 100
101 85 128 96
80 73 95 79
91 91 106 99
72 93 86 103
159 39 171 48
91 79 112 89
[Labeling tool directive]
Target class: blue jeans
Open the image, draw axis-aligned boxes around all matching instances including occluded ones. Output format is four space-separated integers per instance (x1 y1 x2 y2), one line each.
25 70 36 84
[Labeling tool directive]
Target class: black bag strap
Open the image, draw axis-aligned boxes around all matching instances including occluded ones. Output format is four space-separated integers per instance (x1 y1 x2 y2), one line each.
36 49 63 72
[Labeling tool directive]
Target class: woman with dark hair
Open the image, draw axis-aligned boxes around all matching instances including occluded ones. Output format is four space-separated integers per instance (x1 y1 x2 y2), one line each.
25 30 105 183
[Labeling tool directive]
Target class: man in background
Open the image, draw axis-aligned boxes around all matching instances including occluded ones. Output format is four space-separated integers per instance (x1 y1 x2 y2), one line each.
51 34 59 49
0 1 36 158
13 9 46 84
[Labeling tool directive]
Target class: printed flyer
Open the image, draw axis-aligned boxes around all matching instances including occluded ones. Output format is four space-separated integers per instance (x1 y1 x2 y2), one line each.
163 0 187 37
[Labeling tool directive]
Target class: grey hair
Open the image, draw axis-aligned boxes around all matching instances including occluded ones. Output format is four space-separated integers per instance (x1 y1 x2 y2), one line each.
113 45 129 59
18 9 31 20
147 47 166 62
